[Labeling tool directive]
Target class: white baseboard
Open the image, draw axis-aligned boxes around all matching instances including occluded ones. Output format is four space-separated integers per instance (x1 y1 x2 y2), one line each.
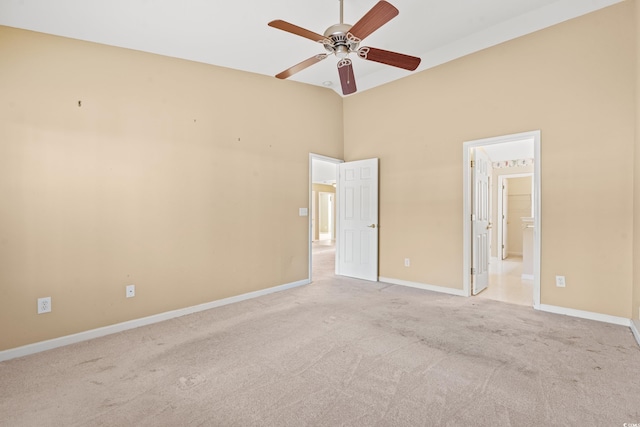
379 277 467 297
537 304 631 327
631 320 640 348
0 279 310 363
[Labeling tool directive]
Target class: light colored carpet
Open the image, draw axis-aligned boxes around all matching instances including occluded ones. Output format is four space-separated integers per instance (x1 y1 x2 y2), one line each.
1 244 639 426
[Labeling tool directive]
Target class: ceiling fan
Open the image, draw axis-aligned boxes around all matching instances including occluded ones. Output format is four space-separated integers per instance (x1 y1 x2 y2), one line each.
268 0 421 95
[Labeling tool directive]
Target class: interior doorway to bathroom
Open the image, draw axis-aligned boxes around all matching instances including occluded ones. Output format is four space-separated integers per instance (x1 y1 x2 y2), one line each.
480 173 534 305
463 131 540 308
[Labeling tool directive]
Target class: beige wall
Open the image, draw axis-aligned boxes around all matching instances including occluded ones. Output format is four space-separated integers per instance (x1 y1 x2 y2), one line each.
634 0 640 324
0 26 343 350
344 1 635 317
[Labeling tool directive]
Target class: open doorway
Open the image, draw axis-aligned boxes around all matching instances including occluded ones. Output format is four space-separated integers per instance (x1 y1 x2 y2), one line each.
463 131 541 308
309 155 340 280
309 154 380 283
484 173 534 305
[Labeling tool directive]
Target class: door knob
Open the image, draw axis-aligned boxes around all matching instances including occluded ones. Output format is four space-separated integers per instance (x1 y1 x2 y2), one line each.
367 224 377 228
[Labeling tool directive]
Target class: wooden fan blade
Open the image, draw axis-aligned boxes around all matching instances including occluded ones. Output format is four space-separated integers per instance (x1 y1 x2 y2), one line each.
357 47 421 71
276 54 328 79
348 1 399 41
337 58 357 95
268 20 326 43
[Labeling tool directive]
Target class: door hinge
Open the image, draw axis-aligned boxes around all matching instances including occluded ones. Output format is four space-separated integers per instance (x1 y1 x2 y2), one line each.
471 267 476 275
471 214 476 221
470 160 475 168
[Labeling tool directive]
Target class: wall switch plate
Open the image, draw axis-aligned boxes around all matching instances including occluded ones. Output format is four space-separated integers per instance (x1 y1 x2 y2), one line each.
37 297 51 314
299 208 308 217
126 284 135 298
404 258 410 267
555 276 566 287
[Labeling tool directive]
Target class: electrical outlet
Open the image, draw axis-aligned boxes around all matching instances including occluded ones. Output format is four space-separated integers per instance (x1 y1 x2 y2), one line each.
126 284 135 298
37 297 51 314
404 258 410 267
555 276 566 288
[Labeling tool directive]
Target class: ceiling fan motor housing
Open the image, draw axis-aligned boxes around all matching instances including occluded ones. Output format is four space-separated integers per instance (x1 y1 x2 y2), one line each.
323 23 360 58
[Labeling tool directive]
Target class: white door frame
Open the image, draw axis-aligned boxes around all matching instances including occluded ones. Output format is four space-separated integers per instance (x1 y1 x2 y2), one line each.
462 131 541 308
308 153 343 282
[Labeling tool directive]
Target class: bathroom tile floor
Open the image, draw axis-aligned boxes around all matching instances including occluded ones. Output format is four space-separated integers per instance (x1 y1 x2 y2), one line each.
476 256 534 307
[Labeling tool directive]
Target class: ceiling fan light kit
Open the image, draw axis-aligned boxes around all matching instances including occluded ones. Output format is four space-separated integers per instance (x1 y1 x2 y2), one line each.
268 0 421 95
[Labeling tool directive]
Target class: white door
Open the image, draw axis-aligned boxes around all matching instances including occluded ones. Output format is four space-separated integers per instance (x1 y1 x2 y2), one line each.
472 149 490 295
336 158 379 281
501 179 509 260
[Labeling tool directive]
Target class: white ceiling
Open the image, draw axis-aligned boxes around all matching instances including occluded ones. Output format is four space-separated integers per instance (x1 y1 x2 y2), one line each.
0 0 621 96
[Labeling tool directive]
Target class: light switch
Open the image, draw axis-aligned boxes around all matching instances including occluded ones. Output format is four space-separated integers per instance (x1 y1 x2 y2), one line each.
299 208 308 217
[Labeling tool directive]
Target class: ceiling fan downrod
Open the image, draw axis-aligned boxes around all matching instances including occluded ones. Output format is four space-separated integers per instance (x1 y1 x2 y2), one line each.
324 0 358 59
